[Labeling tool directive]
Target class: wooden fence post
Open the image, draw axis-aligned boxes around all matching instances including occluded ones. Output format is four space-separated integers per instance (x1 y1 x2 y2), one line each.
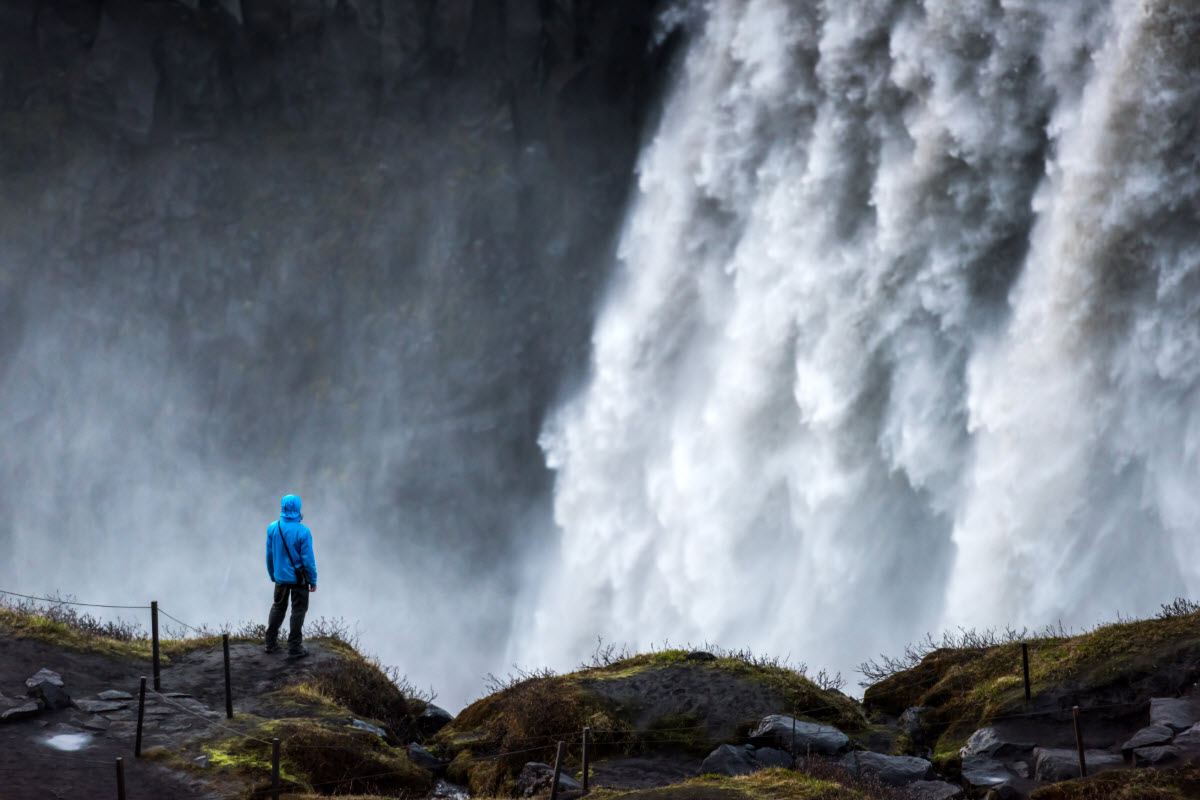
223 633 233 719
582 727 591 795
135 677 146 757
115 757 126 800
1072 706 1087 778
1022 643 1031 702
272 738 281 800
549 741 566 800
151 601 161 692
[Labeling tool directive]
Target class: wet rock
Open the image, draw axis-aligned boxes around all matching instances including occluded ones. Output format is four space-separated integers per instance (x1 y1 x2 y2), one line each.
909 780 965 800
1172 723 1200 748
1133 745 1179 766
350 718 387 738
418 703 453 737
1 701 42 722
98 690 134 701
839 751 934 786
754 747 792 768
700 744 757 777
194 755 209 768
1007 760 1029 779
960 727 1035 760
407 743 442 770
1150 698 1200 732
74 699 128 713
960 755 1011 789
751 715 849 755
25 669 64 689
514 762 582 797
81 716 111 731
30 681 72 710
1122 724 1173 757
1033 748 1123 782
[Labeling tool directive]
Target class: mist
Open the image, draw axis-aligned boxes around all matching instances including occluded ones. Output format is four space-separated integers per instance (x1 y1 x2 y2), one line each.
0 0 668 711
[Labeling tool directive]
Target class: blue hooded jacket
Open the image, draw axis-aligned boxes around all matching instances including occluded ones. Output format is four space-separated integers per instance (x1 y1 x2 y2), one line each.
266 495 318 586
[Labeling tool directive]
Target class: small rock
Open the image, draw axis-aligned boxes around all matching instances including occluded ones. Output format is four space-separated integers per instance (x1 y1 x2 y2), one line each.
25 669 64 689
1033 747 1123 782
1007 760 1029 779
839 751 934 786
1133 745 1179 766
908 780 965 800
685 651 717 661
194 755 209 769
418 704 453 737
73 700 128 713
350 718 387 738
514 762 582 797
751 715 849 756
900 707 925 740
30 682 72 711
754 747 792 768
1 701 42 722
960 755 1011 789
1150 698 1200 732
1122 724 1174 757
98 691 134 701
700 744 758 776
960 727 1035 760
81 716 111 732
408 743 442 770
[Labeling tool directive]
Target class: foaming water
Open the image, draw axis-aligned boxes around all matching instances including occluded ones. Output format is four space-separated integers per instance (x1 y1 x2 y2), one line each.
519 0 1200 676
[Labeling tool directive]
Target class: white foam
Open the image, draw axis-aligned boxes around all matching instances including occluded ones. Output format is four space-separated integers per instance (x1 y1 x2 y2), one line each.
44 733 92 752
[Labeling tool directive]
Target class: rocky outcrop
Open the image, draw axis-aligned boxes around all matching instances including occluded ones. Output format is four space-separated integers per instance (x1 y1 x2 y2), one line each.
1149 697 1200 732
1121 723 1173 757
1032 747 1123 782
418 703 453 737
699 744 792 777
960 727 1034 760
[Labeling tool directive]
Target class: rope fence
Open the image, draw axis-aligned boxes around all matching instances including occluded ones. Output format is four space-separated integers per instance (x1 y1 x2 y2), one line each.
0 586 1185 799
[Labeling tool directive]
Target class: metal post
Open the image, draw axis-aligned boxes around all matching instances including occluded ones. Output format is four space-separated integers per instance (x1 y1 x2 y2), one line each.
1072 706 1087 778
135 677 146 757
1022 643 1031 702
223 633 233 719
549 741 566 800
272 737 281 800
115 757 126 800
582 727 591 795
151 601 161 692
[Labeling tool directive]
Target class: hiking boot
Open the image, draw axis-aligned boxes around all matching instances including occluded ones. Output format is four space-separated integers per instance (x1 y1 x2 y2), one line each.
265 643 280 654
287 647 309 660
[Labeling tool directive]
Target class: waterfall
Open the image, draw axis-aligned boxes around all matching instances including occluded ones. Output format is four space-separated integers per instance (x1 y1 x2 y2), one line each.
518 0 1200 676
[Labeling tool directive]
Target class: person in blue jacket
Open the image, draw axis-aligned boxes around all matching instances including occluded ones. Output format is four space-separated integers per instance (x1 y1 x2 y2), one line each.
264 494 318 658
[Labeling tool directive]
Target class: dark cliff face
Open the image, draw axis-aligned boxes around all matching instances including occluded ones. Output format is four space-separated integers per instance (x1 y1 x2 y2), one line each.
0 0 672 691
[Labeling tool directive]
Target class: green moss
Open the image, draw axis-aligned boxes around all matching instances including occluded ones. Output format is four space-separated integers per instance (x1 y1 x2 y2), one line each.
1027 762 1200 799
585 768 865 800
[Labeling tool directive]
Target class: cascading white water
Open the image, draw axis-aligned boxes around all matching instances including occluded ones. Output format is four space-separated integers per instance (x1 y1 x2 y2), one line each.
517 0 1200 677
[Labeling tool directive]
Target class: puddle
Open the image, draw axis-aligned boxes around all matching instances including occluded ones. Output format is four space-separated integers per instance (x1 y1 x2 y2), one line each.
44 733 92 751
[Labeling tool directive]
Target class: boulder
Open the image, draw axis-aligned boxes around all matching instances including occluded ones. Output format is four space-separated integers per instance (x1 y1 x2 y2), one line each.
73 699 128 713
29 681 71 711
81 716 111 732
960 727 1035 760
909 780 965 800
418 703 453 737
900 706 925 740
1 701 42 722
98 691 134 701
1172 723 1200 748
960 755 1011 789
1033 748 1123 782
350 719 387 739
700 744 757 777
1149 698 1200 732
25 669 64 689
839 751 934 786
1121 724 1173 757
514 762 582 797
1133 745 1179 766
750 715 849 756
686 651 717 662
407 743 442 770
754 747 792 769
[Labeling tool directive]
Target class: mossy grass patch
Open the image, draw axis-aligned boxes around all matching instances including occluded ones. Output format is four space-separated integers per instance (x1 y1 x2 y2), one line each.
1026 761 1200 799
583 767 889 800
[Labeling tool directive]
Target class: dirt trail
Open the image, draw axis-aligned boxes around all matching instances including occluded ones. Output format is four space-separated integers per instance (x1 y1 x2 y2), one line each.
0 635 337 800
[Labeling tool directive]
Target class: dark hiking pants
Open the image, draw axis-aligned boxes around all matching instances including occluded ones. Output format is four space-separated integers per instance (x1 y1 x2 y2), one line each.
265 583 309 652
